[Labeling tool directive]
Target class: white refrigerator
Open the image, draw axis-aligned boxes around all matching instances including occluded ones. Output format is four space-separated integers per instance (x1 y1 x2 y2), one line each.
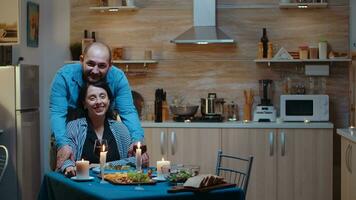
0 65 40 200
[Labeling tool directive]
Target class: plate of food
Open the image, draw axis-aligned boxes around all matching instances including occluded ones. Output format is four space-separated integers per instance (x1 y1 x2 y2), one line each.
102 172 156 185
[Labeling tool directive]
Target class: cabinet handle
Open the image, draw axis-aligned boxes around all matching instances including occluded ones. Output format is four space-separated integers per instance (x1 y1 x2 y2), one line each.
269 132 274 156
160 131 165 155
346 144 352 173
349 145 353 173
281 131 286 156
171 131 176 156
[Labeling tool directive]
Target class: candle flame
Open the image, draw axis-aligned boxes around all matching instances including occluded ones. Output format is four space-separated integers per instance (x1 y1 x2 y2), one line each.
162 157 164 161
137 142 141 149
102 144 106 152
81 158 84 161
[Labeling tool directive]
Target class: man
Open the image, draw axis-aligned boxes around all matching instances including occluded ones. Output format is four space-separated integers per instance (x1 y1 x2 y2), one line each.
50 42 146 169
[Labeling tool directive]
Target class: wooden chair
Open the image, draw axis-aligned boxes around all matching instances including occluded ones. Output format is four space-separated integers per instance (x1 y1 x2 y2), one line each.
0 145 9 182
215 150 253 198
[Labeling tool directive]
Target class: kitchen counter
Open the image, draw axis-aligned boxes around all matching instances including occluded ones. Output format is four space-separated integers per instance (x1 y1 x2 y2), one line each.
141 121 333 129
337 128 356 143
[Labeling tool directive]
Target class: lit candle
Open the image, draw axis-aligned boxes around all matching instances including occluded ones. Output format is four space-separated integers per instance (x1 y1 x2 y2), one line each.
100 144 108 168
76 159 89 179
136 142 142 171
156 157 171 178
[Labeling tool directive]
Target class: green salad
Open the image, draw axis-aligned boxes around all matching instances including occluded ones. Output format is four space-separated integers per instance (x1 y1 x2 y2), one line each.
127 171 150 183
167 170 193 183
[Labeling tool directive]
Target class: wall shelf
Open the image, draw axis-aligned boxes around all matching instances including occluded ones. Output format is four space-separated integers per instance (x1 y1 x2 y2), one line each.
89 6 138 12
65 59 158 75
254 58 351 66
279 2 328 9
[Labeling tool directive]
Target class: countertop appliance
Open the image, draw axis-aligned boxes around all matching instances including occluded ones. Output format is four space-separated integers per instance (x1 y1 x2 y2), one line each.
280 94 329 122
0 65 40 200
253 80 277 122
200 93 225 122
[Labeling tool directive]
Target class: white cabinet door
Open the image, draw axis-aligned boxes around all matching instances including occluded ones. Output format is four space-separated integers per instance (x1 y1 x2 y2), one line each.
167 128 221 174
341 137 351 200
221 129 277 200
144 128 168 166
277 129 332 200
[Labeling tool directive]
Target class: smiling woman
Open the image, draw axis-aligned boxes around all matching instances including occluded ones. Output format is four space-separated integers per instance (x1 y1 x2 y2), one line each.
59 81 143 177
0 0 19 45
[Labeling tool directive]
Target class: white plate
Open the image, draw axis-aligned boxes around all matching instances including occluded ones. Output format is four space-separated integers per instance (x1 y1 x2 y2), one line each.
70 176 95 182
152 176 166 182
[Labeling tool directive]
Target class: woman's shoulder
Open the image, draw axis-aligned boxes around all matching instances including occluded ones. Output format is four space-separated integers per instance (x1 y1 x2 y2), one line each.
108 120 129 131
67 118 87 127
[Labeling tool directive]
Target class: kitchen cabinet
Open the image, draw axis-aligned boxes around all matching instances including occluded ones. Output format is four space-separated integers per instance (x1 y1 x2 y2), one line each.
222 128 332 200
341 137 356 200
144 128 221 174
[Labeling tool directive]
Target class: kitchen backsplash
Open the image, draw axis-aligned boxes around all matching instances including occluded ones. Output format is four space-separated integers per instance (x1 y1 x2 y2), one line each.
70 0 350 128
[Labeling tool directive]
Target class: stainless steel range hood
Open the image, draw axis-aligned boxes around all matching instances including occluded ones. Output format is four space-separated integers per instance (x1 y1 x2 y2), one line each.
171 0 235 44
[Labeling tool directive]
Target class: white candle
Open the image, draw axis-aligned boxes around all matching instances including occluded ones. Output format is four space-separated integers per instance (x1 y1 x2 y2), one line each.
136 142 142 171
156 157 171 178
76 159 89 178
100 144 108 168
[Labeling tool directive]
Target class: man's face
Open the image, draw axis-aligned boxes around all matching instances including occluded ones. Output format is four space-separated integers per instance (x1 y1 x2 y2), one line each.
81 47 111 83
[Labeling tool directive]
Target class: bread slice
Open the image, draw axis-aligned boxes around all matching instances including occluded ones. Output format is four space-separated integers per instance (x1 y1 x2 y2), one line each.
183 174 226 188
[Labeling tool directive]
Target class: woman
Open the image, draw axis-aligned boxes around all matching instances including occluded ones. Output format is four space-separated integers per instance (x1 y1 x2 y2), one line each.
60 81 146 176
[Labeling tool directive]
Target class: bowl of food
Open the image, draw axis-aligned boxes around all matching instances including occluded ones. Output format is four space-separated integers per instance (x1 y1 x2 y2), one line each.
169 105 199 117
167 169 193 185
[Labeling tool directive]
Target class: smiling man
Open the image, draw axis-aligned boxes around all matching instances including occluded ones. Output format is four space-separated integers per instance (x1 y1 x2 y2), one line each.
50 42 144 169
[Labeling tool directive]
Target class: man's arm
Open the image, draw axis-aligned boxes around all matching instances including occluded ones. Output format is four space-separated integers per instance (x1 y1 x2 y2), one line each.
112 70 144 142
49 72 69 148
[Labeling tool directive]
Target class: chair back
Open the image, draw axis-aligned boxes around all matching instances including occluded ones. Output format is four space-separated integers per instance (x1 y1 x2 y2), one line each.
215 150 253 196
0 145 9 182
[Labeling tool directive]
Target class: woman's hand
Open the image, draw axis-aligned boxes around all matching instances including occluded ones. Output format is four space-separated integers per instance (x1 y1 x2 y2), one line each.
64 166 76 177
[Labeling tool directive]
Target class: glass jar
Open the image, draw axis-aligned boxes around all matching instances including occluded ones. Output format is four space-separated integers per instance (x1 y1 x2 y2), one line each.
309 46 318 59
299 45 309 59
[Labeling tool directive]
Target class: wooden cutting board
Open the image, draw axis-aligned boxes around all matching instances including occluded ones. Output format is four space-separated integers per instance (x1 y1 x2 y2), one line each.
167 183 236 193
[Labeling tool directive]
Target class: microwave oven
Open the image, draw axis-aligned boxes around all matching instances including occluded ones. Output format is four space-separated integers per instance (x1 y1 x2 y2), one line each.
280 95 329 122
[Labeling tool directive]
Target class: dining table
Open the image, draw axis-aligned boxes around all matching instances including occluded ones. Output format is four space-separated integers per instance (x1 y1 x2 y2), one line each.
38 171 245 200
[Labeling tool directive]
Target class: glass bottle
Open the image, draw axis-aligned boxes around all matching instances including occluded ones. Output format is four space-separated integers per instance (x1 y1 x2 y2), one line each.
260 28 269 58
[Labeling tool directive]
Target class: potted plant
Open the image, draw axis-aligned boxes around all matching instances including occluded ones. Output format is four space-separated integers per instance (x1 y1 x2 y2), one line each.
69 42 82 61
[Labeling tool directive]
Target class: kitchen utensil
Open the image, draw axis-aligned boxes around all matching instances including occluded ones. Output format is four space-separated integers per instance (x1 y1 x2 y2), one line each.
243 89 254 121
200 93 225 116
169 105 199 116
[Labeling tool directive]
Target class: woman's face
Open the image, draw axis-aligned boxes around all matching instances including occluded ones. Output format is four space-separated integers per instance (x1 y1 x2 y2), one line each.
84 85 110 118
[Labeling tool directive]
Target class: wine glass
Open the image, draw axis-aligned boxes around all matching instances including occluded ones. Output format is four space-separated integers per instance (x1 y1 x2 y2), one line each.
134 157 144 190
94 139 108 184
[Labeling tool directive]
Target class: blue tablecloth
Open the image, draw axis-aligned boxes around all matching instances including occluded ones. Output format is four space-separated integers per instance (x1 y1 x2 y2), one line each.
38 172 245 200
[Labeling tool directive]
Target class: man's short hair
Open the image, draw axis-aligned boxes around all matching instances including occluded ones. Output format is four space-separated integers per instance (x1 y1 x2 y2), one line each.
83 42 112 63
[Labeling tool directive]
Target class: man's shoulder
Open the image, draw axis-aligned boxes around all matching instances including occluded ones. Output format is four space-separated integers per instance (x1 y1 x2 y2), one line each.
56 63 82 76
107 66 125 82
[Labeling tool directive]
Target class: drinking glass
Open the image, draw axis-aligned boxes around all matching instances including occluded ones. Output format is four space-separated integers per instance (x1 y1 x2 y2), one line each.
134 157 144 190
94 139 108 184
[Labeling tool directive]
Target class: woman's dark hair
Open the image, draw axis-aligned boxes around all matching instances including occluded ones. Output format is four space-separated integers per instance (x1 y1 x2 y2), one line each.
77 80 116 119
